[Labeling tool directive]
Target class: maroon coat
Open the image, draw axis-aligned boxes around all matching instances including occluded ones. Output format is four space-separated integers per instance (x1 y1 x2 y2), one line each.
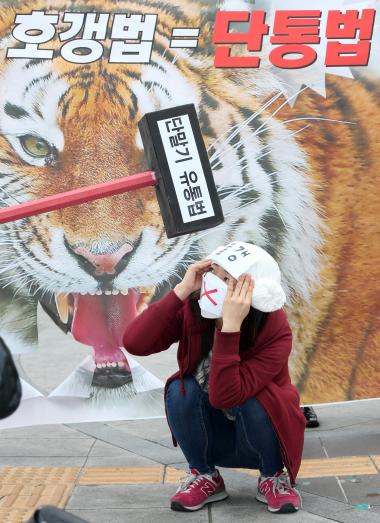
123 289 306 484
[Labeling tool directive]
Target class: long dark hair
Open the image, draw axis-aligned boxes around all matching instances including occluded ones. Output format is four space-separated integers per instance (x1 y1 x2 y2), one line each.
190 292 268 360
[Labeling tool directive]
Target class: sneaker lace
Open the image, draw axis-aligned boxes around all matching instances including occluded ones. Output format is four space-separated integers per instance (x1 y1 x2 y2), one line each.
177 471 214 493
177 472 200 493
272 472 303 509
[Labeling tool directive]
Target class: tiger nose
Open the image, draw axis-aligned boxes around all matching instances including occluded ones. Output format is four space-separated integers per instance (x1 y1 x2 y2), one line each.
71 243 134 276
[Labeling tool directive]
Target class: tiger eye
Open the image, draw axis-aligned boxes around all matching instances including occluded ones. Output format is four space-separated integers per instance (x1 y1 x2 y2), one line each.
20 135 51 158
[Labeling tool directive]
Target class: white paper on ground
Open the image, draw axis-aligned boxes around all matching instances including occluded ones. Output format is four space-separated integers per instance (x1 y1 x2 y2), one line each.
0 388 166 429
48 354 164 398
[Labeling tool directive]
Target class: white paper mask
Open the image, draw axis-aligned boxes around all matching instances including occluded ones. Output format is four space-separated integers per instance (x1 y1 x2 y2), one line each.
198 272 228 319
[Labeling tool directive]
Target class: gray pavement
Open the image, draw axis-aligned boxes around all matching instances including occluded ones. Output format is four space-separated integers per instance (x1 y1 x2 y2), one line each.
1 309 380 521
0 400 379 521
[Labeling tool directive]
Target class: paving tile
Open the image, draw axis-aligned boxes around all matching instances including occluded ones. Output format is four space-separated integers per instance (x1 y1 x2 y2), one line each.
370 456 380 471
0 467 80 484
0 466 77 522
306 411 374 432
108 418 169 437
298 477 347 503
165 466 187 483
86 450 159 468
211 502 334 522
0 508 35 523
233 456 376 479
70 423 183 465
328 508 380 522
338 474 380 506
88 440 155 460
313 400 380 427
108 419 174 448
0 456 87 467
321 431 380 458
0 437 94 457
0 424 91 439
0 483 73 510
80 466 164 485
70 507 208 523
301 491 380 522
299 456 376 478
88 440 174 462
216 467 259 492
67 484 179 509
303 436 326 459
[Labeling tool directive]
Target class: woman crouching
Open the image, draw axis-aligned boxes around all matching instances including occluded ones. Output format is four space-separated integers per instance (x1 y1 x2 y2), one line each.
123 242 306 514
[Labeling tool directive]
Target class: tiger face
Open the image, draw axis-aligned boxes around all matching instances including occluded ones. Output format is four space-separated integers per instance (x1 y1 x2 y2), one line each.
0 0 323 397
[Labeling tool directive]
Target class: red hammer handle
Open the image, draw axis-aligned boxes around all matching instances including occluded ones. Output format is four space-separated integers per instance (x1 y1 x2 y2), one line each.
0 170 157 224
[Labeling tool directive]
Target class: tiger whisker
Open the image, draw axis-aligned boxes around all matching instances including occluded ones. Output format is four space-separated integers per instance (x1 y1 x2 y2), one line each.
208 91 283 157
0 262 24 275
225 122 311 175
219 180 269 201
256 116 354 138
224 197 261 216
276 115 354 126
210 93 285 166
272 202 292 232
210 87 308 167
255 126 311 164
0 273 31 287
0 187 22 204
250 86 311 140
12 284 36 299
213 114 314 172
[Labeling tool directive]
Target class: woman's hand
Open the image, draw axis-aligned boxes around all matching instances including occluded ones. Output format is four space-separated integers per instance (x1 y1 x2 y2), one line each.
221 274 254 332
174 259 212 301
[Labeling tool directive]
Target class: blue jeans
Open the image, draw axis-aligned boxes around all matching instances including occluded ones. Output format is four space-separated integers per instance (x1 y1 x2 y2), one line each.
165 375 284 476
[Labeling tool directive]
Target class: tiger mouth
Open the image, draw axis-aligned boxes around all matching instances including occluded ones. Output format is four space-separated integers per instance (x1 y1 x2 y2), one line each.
54 288 150 390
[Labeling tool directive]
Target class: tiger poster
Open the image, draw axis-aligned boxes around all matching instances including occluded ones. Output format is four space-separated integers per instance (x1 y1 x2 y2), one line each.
0 0 379 428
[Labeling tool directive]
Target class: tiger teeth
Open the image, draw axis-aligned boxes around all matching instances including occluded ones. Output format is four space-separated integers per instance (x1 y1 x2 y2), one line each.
82 289 129 296
54 293 69 324
96 361 122 369
94 290 128 295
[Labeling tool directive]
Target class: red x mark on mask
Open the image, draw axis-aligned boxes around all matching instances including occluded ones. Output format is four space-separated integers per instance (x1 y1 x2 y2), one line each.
200 281 218 305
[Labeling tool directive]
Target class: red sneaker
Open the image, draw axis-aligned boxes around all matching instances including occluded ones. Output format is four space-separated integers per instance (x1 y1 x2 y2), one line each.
256 470 301 513
170 468 228 511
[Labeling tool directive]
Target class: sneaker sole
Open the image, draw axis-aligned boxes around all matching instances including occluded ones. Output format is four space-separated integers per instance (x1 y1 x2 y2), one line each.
256 492 299 513
171 491 229 512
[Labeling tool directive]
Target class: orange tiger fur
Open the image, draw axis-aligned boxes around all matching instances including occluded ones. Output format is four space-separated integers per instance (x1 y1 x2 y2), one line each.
278 76 380 402
0 0 379 404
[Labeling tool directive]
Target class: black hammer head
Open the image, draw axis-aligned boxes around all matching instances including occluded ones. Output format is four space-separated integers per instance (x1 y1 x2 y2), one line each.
138 104 224 238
